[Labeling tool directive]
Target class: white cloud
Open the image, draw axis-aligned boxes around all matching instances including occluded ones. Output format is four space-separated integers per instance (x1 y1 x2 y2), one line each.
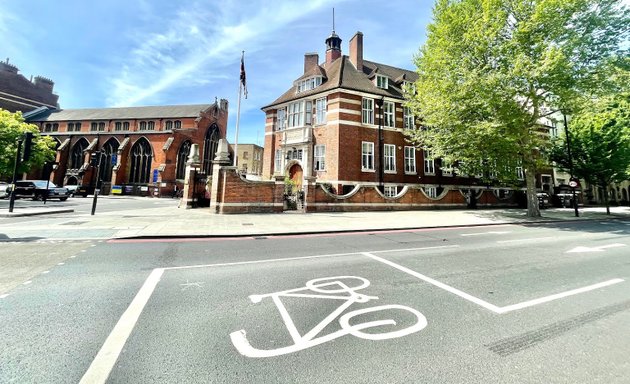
106 0 343 107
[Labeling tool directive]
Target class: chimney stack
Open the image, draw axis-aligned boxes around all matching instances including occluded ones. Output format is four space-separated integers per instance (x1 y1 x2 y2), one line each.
304 53 319 74
349 31 363 72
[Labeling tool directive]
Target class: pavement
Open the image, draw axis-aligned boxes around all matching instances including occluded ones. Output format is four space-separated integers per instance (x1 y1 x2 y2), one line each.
1 196 629 240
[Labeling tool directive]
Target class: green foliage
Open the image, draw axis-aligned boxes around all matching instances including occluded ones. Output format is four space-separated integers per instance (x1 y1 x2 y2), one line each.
550 93 630 189
406 0 630 216
0 109 57 180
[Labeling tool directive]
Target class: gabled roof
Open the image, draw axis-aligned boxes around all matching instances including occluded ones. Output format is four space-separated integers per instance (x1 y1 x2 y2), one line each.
26 104 212 122
262 56 418 110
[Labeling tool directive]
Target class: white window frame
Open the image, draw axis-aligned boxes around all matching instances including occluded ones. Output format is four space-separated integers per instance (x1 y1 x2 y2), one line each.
404 146 416 174
315 97 327 125
274 149 282 172
424 187 437 198
516 166 524 180
296 76 322 93
288 101 303 128
305 100 312 126
362 141 375 171
423 150 435 175
402 81 416 94
277 108 286 131
403 106 414 130
383 101 395 128
362 98 374 125
314 144 326 171
376 75 388 89
384 144 396 173
441 160 453 177
384 186 397 197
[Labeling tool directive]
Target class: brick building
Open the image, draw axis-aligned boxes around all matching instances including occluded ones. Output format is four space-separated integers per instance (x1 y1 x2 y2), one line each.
0 59 59 113
25 100 228 196
261 30 498 199
230 143 264 177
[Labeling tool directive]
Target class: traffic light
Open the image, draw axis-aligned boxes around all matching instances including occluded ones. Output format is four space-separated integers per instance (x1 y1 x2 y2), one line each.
42 161 58 178
22 132 34 162
90 152 100 167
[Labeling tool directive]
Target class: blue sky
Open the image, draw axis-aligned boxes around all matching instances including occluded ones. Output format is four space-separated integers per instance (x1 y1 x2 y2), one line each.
1 0 432 145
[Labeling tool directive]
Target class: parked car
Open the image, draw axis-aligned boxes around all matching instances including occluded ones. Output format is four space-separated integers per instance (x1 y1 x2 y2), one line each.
537 192 550 209
0 182 9 199
10 180 71 201
65 184 88 197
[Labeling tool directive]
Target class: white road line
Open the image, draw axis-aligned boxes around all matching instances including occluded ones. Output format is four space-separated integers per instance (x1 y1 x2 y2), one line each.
165 245 459 271
362 252 503 313
79 268 164 384
0 294 9 299
362 252 625 315
496 279 625 314
23 281 32 285
41 270 50 274
497 237 555 244
165 252 358 271
461 231 511 237
370 245 460 253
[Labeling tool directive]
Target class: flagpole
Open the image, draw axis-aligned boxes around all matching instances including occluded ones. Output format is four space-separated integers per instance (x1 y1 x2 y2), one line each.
233 51 245 167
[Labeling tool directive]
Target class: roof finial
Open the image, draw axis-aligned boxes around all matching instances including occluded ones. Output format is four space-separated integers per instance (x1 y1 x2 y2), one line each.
332 8 335 34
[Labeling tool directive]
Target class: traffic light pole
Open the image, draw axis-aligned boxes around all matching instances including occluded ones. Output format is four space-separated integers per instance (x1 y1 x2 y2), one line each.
8 138 23 213
563 114 579 217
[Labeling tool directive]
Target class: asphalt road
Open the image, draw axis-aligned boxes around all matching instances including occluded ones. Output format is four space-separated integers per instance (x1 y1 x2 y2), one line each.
0 193 176 220
1 220 629 383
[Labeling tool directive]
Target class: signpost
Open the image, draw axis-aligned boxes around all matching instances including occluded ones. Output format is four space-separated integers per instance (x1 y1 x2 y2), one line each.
569 177 579 217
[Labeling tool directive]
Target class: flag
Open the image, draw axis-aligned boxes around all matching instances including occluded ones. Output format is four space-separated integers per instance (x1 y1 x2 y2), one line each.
240 52 248 99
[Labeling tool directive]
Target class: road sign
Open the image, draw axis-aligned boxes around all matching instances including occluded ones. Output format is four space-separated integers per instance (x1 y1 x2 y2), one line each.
568 180 578 188
153 169 159 183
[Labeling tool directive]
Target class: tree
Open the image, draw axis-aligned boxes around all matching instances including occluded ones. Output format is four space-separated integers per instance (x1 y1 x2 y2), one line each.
550 94 630 214
406 0 630 217
0 109 56 180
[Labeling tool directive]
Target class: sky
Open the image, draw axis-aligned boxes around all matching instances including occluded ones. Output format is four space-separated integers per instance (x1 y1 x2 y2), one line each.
0 0 433 146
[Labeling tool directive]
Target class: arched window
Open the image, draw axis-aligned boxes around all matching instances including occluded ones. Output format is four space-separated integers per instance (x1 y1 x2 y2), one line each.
176 140 192 180
148 121 155 130
69 138 88 169
165 121 173 130
98 138 120 184
202 124 220 175
174 120 181 129
129 138 153 183
139 121 147 130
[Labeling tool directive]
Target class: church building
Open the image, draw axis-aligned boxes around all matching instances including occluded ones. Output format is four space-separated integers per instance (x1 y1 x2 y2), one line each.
25 100 228 197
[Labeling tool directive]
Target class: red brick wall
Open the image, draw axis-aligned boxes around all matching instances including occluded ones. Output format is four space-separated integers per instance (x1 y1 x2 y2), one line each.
214 167 283 213
212 169 518 213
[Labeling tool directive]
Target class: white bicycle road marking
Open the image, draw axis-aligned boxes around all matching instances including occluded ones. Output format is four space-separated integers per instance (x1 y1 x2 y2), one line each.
230 276 427 358
81 244 625 381
362 252 625 314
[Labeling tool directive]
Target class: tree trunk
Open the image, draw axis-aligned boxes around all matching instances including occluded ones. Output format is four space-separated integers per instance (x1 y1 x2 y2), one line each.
525 167 541 217
601 183 610 215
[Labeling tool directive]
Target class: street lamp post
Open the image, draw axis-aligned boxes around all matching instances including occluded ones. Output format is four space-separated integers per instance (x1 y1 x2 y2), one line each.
8 137 24 213
563 114 579 217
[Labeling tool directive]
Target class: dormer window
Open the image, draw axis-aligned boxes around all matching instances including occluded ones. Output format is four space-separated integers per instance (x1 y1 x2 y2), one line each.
296 76 323 93
376 75 389 89
402 80 416 94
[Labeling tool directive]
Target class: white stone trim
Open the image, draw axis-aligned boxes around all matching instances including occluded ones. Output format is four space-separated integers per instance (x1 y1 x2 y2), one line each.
327 108 362 116
220 202 284 207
